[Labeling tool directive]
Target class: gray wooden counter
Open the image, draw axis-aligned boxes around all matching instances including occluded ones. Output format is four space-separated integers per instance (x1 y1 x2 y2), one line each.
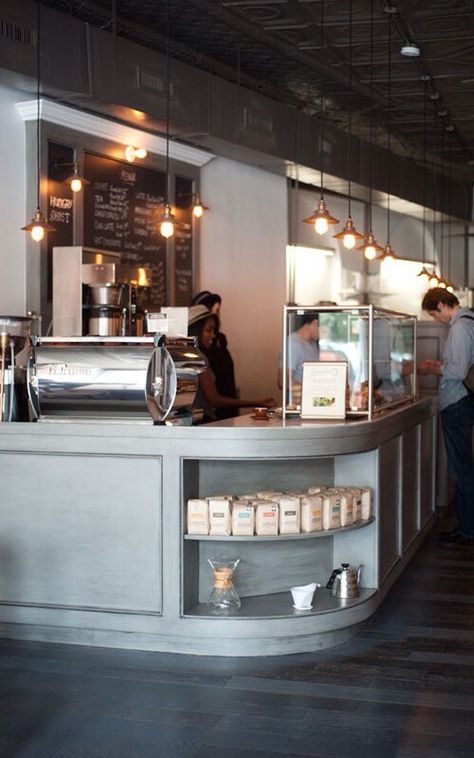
0 399 436 656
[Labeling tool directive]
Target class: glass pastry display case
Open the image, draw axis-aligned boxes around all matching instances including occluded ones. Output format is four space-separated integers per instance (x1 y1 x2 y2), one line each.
281 305 417 420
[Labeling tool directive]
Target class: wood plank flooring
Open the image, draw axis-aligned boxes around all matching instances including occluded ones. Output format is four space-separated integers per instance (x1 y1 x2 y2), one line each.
1 528 473 757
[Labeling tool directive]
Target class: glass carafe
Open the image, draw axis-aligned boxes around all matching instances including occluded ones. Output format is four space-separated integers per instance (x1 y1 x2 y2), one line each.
207 558 241 614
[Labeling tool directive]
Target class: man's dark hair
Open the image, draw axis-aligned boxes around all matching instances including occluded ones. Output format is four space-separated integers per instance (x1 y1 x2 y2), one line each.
300 312 319 326
421 288 459 311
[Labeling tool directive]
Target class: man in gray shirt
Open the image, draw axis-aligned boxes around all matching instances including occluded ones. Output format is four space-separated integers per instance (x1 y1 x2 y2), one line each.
418 288 474 544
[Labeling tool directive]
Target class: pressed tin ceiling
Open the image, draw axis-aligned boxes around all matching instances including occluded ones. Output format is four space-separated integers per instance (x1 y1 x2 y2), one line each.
41 0 474 179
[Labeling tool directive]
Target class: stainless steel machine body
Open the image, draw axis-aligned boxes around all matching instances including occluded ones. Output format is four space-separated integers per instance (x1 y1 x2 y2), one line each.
0 315 34 422
27 336 207 424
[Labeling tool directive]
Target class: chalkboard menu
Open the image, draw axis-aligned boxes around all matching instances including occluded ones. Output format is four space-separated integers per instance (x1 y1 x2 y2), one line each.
174 176 194 306
47 142 75 300
84 153 168 307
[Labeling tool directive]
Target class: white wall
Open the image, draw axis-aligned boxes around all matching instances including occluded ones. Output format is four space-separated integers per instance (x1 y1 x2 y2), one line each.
199 157 287 401
0 81 27 315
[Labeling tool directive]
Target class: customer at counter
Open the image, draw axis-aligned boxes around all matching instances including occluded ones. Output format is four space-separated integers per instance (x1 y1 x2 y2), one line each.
418 288 474 545
191 291 237 419
188 305 275 423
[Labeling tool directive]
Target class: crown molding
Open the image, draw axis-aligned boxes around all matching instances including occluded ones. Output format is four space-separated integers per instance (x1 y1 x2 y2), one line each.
15 99 214 168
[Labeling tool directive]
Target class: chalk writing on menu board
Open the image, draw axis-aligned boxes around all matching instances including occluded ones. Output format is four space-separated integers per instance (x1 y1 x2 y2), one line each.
47 142 75 301
174 175 194 306
84 153 167 307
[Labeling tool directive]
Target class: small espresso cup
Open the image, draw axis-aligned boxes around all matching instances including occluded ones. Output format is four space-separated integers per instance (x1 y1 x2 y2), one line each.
253 406 269 420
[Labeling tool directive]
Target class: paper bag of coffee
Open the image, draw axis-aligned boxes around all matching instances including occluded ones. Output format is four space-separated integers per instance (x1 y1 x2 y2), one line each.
255 500 279 535
322 494 341 530
308 486 324 494
339 491 353 527
232 502 255 536
187 498 209 535
300 494 323 532
256 490 283 500
278 495 301 534
347 487 362 522
208 497 232 536
361 487 373 520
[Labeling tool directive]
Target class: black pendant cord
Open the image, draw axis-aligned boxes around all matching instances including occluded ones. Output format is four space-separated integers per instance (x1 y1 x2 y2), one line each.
386 11 392 245
347 0 353 218
36 0 41 210
432 109 437 262
368 0 374 232
319 0 325 198
165 0 171 206
439 127 445 276
448 136 452 281
422 80 427 265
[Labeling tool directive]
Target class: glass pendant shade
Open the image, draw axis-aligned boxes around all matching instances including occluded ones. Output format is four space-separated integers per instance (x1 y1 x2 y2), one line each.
357 231 383 260
379 243 398 262
333 216 364 249
22 208 56 242
303 198 339 236
160 203 175 239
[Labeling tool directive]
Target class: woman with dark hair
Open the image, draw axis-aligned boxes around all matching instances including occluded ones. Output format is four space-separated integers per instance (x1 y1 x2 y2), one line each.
191 291 237 419
188 305 275 424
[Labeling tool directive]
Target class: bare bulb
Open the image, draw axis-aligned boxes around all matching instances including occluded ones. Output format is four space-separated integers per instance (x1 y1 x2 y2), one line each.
429 275 439 287
31 224 45 242
419 271 429 283
124 146 136 163
160 220 174 239
447 284 454 293
314 216 329 235
70 177 83 193
364 245 377 261
193 203 204 219
438 280 447 289
135 147 147 159
343 233 356 250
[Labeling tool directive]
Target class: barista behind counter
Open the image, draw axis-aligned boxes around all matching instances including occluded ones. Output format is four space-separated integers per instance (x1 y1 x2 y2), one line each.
188 305 275 423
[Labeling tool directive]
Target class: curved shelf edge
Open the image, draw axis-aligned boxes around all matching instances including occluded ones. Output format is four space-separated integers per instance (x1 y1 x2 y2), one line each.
184 516 375 541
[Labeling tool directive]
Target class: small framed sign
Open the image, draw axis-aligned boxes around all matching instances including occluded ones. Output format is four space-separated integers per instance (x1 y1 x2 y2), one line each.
301 361 348 419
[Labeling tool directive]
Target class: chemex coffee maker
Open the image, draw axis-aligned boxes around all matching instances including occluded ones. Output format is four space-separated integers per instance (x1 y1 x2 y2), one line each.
52 246 151 337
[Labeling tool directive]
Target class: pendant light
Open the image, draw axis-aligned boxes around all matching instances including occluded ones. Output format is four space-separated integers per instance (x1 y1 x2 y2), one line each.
417 79 431 283
358 0 383 261
21 0 56 242
378 7 397 262
159 0 175 240
192 194 209 219
124 145 148 163
303 0 339 235
63 161 89 193
333 0 364 250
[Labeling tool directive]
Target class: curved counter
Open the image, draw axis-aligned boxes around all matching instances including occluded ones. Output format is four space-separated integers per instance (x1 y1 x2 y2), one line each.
0 399 436 656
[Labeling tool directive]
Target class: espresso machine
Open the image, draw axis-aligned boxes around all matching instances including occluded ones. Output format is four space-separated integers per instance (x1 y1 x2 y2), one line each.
0 314 36 422
52 246 151 338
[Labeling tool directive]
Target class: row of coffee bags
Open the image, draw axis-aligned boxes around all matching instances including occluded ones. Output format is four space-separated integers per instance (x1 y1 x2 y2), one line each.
187 486 373 536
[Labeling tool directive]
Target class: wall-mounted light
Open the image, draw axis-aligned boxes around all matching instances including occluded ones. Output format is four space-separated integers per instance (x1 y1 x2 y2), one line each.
124 145 148 163
63 162 89 193
22 208 56 242
192 194 209 218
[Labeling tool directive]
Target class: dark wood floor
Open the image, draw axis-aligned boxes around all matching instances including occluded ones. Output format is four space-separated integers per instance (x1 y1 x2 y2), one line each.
1 527 474 758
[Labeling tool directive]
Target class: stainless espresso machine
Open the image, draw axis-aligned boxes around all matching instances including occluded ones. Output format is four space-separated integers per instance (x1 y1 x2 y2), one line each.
27 335 207 425
0 314 35 422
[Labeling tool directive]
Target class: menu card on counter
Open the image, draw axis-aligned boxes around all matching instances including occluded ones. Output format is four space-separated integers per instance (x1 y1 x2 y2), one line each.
301 361 347 419
84 153 167 307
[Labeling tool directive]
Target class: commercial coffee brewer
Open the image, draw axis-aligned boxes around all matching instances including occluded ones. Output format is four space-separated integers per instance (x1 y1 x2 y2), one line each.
52 246 151 337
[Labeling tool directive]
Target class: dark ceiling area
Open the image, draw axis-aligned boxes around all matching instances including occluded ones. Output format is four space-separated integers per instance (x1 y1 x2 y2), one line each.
42 0 474 180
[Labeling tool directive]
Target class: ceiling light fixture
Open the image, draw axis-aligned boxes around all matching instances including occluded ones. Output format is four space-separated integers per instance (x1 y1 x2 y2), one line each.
333 0 363 250
358 0 383 261
378 8 398 262
159 0 175 240
21 0 56 243
400 41 420 57
124 145 148 163
303 0 339 236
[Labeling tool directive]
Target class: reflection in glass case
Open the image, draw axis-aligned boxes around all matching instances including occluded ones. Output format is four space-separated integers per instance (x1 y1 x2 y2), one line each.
281 305 417 420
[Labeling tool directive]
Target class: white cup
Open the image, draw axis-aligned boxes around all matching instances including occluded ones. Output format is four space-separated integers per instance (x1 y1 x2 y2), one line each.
290 582 321 610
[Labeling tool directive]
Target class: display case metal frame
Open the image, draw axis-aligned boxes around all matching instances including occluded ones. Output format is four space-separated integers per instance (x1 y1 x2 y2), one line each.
282 304 417 421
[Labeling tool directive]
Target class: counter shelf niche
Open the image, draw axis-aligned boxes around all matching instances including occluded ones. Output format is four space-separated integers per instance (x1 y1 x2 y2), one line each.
184 516 375 541
184 586 377 619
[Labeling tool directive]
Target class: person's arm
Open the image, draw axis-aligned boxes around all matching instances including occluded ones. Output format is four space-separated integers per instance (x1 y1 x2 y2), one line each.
417 359 442 376
199 370 275 408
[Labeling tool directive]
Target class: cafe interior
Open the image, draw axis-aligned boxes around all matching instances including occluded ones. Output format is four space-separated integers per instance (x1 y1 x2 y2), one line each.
0 1 473 756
